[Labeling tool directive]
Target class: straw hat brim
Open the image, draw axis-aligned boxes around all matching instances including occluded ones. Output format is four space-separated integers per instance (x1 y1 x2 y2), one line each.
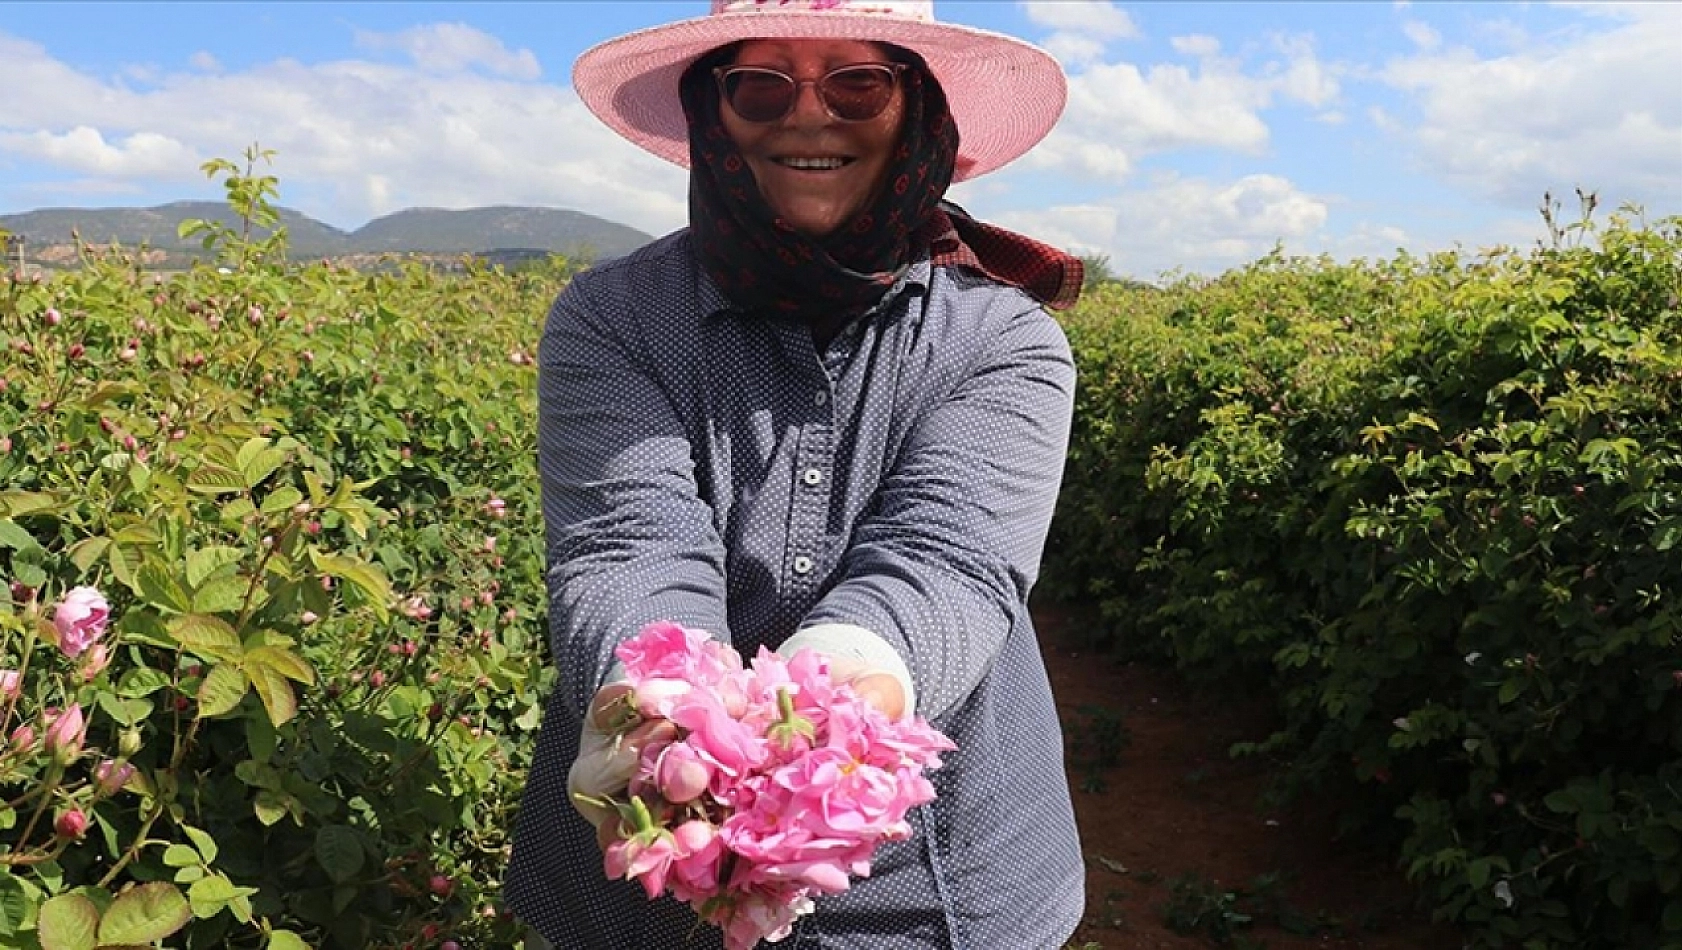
572 11 1066 181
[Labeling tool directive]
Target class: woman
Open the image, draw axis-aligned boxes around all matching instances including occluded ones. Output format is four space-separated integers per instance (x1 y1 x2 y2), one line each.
505 2 1086 946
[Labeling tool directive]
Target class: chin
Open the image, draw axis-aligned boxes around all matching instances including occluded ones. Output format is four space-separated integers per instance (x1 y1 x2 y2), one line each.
773 202 859 240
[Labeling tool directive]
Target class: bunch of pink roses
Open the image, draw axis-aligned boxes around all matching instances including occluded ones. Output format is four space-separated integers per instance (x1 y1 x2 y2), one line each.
580 621 955 949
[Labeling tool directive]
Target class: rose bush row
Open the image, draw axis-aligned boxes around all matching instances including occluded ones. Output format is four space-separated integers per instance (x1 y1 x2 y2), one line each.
1044 208 1682 949
1 160 577 948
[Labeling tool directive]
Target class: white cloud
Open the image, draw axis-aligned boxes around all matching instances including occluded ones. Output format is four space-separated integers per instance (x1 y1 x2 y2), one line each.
0 29 687 235
1019 0 1139 39
1030 31 1341 183
0 127 200 177
353 23 542 80
992 173 1330 278
1378 4 1682 210
1020 0 1138 69
189 51 222 73
1170 34 1221 58
1040 34 1107 69
1401 20 1441 51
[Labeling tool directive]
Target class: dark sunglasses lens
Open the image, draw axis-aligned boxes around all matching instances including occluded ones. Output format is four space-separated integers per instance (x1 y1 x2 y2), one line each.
723 70 796 122
819 66 896 120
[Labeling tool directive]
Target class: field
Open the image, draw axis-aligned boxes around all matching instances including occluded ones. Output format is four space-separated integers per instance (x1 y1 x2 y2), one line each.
2 165 1678 949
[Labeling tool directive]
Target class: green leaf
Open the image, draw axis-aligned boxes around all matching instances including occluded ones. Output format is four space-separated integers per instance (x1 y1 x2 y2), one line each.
220 497 257 525
185 464 244 495
245 646 316 686
307 550 392 620
197 664 247 718
96 882 190 946
108 544 141 591
252 790 290 827
185 546 245 589
314 826 364 884
161 845 199 868
191 575 251 615
182 825 219 865
259 486 304 515
247 663 298 726
186 873 253 919
136 565 193 614
267 931 311 950
0 871 30 936
95 692 153 727
239 448 288 491
37 892 99 950
68 537 111 574
168 614 242 661
1654 517 1682 553
116 666 172 699
0 491 58 517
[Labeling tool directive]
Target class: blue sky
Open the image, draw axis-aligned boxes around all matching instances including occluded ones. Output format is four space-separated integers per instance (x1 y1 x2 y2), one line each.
0 1 1677 279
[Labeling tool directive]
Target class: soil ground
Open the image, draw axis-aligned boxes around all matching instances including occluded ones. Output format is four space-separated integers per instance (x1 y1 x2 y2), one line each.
1037 603 1467 950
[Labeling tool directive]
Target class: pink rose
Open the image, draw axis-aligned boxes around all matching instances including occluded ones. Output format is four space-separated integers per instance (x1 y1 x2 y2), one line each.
0 669 21 700
43 703 86 763
52 586 109 658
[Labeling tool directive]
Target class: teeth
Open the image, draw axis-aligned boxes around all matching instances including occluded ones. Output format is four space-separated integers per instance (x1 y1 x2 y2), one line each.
778 157 847 170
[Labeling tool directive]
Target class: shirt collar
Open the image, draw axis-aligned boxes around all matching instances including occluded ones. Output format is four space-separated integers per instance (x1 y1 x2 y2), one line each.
697 249 933 322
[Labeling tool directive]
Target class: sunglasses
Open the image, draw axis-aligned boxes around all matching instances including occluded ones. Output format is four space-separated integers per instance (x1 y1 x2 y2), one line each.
713 63 907 124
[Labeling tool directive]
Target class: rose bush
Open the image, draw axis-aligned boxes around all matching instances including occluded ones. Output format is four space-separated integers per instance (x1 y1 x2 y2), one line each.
1 150 575 948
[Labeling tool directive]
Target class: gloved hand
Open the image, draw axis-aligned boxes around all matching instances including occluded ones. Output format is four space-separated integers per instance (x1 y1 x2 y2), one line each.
778 623 915 721
567 681 676 850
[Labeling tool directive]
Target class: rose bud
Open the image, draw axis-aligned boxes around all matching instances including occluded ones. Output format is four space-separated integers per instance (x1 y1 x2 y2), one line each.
54 808 88 839
43 703 87 763
653 742 712 804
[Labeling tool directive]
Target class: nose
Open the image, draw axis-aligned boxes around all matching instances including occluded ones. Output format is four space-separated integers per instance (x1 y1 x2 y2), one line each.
784 78 831 128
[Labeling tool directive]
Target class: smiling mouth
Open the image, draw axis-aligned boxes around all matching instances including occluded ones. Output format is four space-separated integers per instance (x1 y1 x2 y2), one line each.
774 156 852 171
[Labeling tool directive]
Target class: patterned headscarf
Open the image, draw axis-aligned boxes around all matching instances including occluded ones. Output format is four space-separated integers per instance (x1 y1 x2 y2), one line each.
680 45 1082 327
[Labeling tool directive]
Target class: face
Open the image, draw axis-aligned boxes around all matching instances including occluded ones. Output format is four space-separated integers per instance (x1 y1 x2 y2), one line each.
719 39 906 239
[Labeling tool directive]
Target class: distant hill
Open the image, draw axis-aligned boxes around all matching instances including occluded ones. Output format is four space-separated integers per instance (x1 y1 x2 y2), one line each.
0 201 655 267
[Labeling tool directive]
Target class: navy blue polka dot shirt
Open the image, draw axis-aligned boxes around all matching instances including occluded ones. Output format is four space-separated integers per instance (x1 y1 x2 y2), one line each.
505 230 1084 948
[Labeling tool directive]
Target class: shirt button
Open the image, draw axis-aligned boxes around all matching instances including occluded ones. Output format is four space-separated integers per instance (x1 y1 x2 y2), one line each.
792 556 814 575
801 468 823 486
813 390 829 407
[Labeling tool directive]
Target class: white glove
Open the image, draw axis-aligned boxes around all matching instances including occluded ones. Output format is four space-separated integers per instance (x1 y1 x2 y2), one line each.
567 668 663 833
779 623 917 718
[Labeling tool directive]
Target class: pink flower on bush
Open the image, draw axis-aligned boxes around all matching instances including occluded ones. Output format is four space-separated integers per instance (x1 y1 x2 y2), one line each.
54 808 88 839
43 703 86 763
79 643 112 681
0 669 20 700
95 759 136 795
52 586 109 658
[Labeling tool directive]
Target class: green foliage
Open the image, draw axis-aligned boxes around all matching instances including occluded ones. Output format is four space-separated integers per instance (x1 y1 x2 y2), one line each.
1047 208 1682 949
177 144 288 272
0 158 574 946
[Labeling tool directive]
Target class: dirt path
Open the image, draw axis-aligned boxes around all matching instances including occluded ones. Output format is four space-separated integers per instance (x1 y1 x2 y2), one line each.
1037 605 1464 949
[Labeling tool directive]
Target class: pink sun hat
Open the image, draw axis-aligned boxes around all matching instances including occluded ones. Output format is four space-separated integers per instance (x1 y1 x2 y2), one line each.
572 0 1067 181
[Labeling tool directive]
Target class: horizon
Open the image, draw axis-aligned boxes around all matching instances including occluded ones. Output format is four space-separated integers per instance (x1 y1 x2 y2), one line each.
1 1 1678 279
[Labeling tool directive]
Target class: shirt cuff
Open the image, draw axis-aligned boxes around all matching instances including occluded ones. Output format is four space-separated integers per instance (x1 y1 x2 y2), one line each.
777 623 917 714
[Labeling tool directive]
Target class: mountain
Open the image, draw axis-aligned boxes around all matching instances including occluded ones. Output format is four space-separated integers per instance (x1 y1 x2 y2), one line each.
0 201 655 266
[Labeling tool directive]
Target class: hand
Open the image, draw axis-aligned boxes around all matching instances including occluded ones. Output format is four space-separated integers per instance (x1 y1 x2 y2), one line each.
820 653 907 722
567 682 675 850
